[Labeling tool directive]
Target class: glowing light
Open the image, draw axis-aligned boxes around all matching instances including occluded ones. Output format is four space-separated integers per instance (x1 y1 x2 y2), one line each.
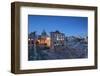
28 39 30 40
46 37 50 40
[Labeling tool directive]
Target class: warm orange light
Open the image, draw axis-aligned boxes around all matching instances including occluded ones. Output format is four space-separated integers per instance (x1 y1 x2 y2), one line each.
46 37 51 47
37 37 51 47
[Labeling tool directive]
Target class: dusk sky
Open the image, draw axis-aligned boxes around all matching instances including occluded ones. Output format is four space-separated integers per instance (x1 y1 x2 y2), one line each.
28 15 88 36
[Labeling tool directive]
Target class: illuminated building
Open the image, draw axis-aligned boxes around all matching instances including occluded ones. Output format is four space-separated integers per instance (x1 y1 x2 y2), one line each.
38 37 50 47
50 31 66 49
28 30 66 49
38 30 50 47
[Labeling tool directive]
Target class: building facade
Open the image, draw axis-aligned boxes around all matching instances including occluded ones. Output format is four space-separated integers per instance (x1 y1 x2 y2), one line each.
38 30 50 47
28 30 50 48
50 31 66 50
28 30 66 50
28 32 38 46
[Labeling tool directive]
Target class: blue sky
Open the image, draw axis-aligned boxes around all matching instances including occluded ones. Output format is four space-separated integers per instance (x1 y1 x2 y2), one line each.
28 15 88 36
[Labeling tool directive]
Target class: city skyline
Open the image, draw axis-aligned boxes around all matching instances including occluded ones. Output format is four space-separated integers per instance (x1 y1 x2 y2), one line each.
28 15 88 36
